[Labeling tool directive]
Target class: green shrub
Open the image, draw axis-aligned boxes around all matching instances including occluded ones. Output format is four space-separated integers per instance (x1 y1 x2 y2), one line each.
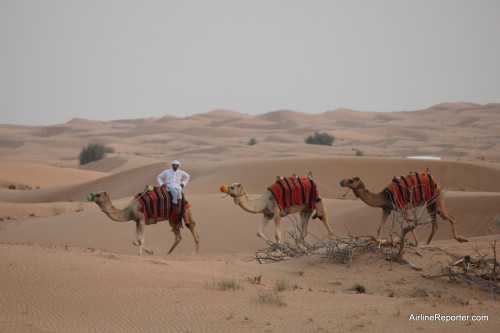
355 149 364 156
248 138 258 145
304 132 335 146
79 143 115 165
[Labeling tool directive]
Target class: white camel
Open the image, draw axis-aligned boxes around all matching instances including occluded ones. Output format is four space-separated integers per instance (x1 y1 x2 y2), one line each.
220 182 334 243
87 190 200 255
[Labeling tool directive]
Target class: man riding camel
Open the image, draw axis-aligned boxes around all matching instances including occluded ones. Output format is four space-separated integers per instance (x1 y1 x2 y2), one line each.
157 160 190 213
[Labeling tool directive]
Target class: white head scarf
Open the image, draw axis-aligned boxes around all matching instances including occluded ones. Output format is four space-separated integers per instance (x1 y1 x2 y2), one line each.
171 160 180 166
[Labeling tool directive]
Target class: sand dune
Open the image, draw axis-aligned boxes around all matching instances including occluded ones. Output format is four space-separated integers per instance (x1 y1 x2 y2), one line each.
0 162 108 189
1 104 499 332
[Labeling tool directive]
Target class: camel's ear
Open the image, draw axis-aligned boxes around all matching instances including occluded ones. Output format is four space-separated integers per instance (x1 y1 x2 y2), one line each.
352 177 360 181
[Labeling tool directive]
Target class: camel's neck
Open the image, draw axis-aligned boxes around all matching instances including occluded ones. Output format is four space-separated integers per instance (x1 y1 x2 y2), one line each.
352 188 389 208
234 192 270 214
97 198 133 222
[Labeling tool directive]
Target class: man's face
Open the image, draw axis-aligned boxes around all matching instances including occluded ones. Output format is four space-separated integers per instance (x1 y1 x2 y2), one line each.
172 164 179 171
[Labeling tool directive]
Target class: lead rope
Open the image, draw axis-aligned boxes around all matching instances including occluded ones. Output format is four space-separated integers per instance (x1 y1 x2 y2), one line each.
315 180 351 198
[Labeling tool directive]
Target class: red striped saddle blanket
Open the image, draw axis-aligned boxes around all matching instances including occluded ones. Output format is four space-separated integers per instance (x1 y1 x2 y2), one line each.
135 186 191 225
267 176 319 214
384 171 441 210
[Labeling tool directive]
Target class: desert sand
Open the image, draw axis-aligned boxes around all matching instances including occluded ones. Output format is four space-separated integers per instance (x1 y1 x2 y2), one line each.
1 103 499 332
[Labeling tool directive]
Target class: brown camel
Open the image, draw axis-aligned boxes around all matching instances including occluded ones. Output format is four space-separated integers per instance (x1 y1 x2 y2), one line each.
220 180 334 243
87 190 200 255
340 174 468 245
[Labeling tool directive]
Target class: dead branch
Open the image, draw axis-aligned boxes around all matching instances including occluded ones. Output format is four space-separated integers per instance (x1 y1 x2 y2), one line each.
248 223 404 265
387 187 442 263
423 253 500 295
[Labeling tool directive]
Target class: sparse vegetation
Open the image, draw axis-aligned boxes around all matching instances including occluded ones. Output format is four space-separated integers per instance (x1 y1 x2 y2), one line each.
79 143 115 165
76 204 85 212
247 275 262 285
253 291 285 305
412 287 429 298
450 293 469 305
274 278 290 291
6 184 32 190
304 131 335 146
493 215 500 227
248 137 258 145
210 277 242 290
52 206 65 215
345 284 366 294
355 149 364 156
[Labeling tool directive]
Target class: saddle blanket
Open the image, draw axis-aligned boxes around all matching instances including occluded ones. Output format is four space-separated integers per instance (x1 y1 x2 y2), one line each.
384 171 440 210
135 186 190 225
267 176 319 213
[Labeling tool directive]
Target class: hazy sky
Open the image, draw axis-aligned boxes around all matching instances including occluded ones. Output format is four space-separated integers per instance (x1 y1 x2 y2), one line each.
1 1 499 125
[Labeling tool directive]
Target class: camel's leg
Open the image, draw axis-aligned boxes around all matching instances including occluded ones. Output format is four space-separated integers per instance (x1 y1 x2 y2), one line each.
432 201 468 244
409 227 419 246
167 229 182 254
443 212 468 243
257 215 272 242
299 210 312 239
321 217 335 238
425 208 439 245
184 213 200 254
273 213 282 243
377 208 391 241
132 220 153 255
315 199 334 237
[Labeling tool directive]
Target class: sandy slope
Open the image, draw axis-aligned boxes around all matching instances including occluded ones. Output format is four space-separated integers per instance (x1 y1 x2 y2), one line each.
1 104 499 332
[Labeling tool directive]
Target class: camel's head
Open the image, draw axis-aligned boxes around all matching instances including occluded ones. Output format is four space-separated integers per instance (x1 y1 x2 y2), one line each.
87 191 108 204
340 177 364 190
220 183 245 197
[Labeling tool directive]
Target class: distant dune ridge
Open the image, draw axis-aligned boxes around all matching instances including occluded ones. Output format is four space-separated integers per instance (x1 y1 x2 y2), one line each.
1 103 499 332
1 103 499 168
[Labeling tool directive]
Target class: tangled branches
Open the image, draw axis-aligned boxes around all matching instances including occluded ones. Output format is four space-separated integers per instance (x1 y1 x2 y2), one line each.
247 224 414 267
324 235 390 265
424 240 500 296
247 226 327 264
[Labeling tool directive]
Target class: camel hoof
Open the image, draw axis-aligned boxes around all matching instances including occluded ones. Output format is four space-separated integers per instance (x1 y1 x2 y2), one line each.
458 238 469 243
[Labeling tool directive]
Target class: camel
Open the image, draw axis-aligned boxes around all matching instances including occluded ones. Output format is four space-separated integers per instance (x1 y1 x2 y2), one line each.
340 174 468 245
220 180 334 243
87 190 200 255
